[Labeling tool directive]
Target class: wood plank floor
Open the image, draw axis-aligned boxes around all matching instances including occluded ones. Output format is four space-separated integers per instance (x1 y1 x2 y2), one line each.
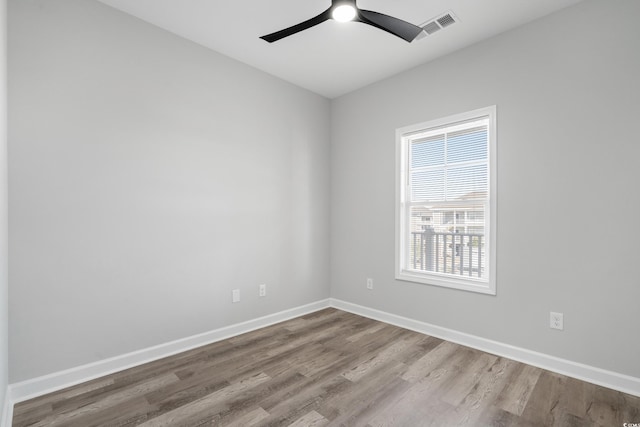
13 308 640 426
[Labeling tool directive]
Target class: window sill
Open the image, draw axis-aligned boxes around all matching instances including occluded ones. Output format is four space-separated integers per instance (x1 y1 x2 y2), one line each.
396 269 496 295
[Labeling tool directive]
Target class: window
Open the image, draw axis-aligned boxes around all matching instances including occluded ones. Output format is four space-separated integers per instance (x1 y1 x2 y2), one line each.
395 106 496 294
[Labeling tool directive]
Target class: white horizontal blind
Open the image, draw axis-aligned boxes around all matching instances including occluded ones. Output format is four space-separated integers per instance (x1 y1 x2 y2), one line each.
409 121 488 203
404 117 490 283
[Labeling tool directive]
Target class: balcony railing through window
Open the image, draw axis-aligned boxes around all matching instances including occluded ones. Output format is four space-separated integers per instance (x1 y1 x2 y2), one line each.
410 230 484 278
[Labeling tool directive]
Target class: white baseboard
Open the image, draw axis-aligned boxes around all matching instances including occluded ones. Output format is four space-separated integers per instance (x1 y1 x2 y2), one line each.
329 298 640 397
10 299 331 404
8 296 640 413
1 387 12 427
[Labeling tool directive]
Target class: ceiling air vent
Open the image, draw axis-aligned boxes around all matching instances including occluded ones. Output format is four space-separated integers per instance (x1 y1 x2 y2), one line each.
415 11 458 41
437 13 456 28
422 21 441 35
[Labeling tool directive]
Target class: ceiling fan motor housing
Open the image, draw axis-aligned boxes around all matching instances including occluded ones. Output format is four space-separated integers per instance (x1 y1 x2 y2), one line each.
332 0 357 8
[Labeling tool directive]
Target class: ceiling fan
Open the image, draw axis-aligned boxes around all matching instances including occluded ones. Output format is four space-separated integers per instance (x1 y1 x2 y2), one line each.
260 0 424 43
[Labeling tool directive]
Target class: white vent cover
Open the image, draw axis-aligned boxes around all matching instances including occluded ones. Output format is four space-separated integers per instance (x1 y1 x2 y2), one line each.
415 11 458 41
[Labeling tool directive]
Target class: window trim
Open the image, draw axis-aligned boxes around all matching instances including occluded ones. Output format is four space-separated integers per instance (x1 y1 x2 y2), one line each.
395 106 497 295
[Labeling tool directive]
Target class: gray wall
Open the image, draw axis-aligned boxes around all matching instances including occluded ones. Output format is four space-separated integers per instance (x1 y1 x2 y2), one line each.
8 0 640 387
331 0 640 378
0 0 8 411
8 0 331 382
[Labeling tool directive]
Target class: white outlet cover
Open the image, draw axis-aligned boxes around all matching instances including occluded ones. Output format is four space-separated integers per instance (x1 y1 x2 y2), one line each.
366 278 373 289
550 312 563 330
232 289 240 303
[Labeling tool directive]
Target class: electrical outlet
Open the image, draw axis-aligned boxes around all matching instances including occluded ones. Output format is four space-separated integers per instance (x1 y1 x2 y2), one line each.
366 278 373 290
232 289 240 303
550 312 563 330
259 284 266 297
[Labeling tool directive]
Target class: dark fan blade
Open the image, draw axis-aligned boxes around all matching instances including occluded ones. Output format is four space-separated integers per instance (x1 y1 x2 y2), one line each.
260 8 332 43
357 9 423 42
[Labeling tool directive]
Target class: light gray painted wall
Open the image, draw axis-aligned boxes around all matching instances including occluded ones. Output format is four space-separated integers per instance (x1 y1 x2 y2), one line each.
8 0 330 382
331 0 640 378
0 0 8 412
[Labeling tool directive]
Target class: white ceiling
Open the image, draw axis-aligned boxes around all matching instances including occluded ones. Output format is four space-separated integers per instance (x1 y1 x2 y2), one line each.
97 0 583 98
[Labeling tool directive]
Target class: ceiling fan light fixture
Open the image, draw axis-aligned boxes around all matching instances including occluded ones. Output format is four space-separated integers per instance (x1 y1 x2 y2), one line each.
332 5 357 23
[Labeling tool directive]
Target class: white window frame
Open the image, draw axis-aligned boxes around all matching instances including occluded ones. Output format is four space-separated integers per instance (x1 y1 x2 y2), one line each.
395 106 497 295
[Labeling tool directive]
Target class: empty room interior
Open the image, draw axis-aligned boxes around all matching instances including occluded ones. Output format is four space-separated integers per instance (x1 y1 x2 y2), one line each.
1 0 640 425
